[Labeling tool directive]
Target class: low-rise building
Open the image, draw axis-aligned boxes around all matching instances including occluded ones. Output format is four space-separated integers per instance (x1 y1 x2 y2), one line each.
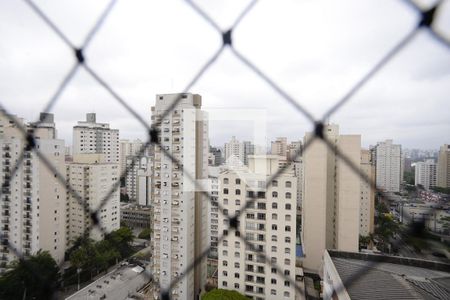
120 203 151 229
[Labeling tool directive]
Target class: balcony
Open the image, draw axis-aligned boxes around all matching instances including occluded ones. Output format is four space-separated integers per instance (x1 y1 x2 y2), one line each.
23 213 32 219
2 153 11 159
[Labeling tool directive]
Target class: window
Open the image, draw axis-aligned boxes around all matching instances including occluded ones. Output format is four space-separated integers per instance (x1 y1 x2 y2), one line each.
235 262 240 268
285 226 291 232
271 278 277 284
284 291 290 297
223 178 229 184
271 235 277 242
235 252 240 258
271 246 277 252
224 188 229 194
271 289 276 295
223 261 228 266
236 189 241 195
223 271 228 276
284 281 290 287
284 270 290 276
272 224 277 230
285 237 291 243
235 199 240 205
286 181 292 188
236 178 241 184
223 240 228 246
285 214 291 221
235 273 240 278
272 191 278 198
285 204 291 210
272 202 278 209
234 283 239 289
285 248 291 254
271 257 277 264
223 198 228 205
271 268 277 274
223 209 229 216
223 250 228 256
272 180 278 187
223 281 227 287
285 192 292 199
235 241 240 248
272 213 278 220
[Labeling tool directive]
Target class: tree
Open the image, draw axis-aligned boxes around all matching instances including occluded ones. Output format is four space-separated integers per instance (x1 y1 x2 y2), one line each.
202 289 249 300
0 250 61 300
375 213 399 242
105 227 134 258
138 228 151 239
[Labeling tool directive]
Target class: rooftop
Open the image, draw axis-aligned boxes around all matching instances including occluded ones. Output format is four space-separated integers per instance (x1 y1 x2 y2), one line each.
327 250 450 300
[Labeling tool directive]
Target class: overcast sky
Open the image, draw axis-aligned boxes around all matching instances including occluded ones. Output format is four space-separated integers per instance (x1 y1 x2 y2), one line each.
1 0 449 150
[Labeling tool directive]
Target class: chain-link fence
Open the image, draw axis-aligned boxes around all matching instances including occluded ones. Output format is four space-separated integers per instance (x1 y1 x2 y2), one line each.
1 0 449 299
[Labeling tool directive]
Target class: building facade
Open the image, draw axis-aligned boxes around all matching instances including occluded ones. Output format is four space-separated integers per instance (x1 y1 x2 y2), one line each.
1 112 66 272
373 140 402 192
218 155 298 300
437 144 450 188
224 136 245 167
302 124 361 272
67 154 120 242
415 159 437 190
73 113 119 164
150 93 208 300
270 137 288 158
360 149 375 237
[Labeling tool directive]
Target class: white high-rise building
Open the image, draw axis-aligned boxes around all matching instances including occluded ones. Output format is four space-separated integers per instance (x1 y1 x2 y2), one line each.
437 144 450 188
73 113 119 164
136 156 152 206
360 149 375 237
302 124 361 272
207 166 222 259
373 140 402 193
67 154 120 242
119 139 145 176
151 93 208 300
1 112 66 272
415 159 437 190
218 155 298 299
224 136 245 167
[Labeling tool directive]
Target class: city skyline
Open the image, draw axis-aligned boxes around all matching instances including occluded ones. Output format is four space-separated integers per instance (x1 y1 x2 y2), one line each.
0 0 449 149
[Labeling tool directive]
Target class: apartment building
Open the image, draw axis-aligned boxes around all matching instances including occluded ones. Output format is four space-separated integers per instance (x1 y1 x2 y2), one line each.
302 124 361 273
119 138 145 175
136 156 152 206
150 93 208 300
67 154 120 242
224 136 245 167
373 140 402 192
360 149 375 237
437 144 450 188
287 141 302 161
207 166 222 259
270 137 288 158
1 112 66 272
125 155 152 202
218 155 298 300
73 113 119 164
415 159 437 190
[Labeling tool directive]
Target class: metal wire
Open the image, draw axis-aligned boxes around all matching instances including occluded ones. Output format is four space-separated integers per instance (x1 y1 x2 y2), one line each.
0 0 448 299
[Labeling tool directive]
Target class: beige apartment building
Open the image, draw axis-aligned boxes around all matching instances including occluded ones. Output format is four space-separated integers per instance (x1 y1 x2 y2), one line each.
67 154 120 242
360 149 375 237
1 112 66 272
218 155 299 300
270 137 288 158
150 93 208 300
302 124 361 273
119 138 145 175
437 144 450 188
73 113 119 164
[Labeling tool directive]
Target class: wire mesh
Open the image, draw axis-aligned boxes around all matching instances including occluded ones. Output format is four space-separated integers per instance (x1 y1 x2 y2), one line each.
0 0 449 299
